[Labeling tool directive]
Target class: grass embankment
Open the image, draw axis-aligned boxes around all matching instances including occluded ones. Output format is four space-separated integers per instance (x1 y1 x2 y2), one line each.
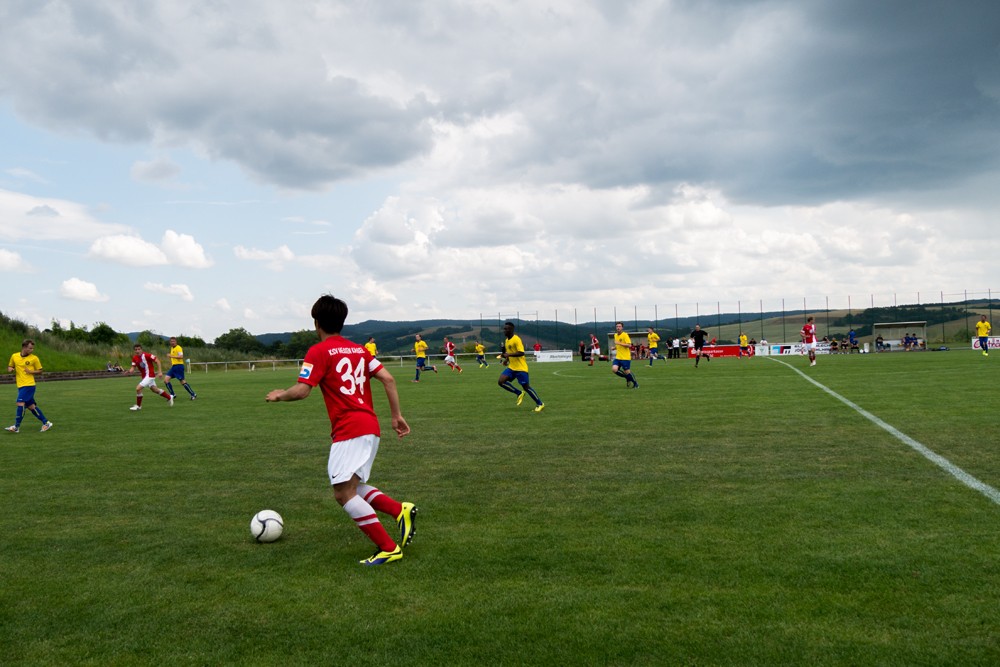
2 351 999 664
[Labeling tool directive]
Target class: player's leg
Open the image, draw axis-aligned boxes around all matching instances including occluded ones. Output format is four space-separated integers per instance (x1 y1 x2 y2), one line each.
25 399 48 425
414 358 422 382
134 383 144 408
180 378 196 398
498 371 522 398
8 399 26 431
519 378 542 407
357 483 417 547
335 477 399 560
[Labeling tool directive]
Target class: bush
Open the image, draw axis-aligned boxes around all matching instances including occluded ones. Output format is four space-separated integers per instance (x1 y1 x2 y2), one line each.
214 328 263 353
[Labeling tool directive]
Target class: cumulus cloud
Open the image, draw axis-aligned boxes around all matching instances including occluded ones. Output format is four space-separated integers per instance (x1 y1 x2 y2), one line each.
244 308 259 319
143 282 194 301
0 249 34 273
130 156 182 184
233 244 337 271
2 1 1000 201
213 298 232 311
88 230 213 268
60 278 109 302
0 189 127 242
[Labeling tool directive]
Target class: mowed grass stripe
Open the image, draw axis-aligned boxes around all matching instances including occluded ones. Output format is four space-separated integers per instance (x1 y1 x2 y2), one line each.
1 354 999 665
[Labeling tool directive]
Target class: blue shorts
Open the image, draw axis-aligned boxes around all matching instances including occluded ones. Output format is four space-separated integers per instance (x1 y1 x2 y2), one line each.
613 359 631 370
501 369 530 385
476 355 485 362
17 386 36 405
166 365 185 380
416 357 427 368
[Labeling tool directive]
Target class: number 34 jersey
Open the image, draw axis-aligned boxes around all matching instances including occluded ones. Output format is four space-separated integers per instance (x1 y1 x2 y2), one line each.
298 335 383 443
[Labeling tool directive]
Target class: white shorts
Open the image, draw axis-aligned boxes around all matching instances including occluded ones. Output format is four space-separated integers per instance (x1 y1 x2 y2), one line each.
138 376 158 389
591 348 600 355
328 433 380 485
445 355 456 364
804 342 816 351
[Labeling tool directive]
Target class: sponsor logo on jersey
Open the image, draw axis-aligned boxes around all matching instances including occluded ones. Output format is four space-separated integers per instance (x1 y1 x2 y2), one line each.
299 362 314 379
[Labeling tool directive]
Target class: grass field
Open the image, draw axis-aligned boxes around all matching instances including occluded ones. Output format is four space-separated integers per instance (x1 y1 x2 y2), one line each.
1 350 998 665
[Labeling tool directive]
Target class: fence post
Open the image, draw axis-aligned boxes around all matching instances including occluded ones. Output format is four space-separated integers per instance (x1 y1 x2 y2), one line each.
225 362 227 372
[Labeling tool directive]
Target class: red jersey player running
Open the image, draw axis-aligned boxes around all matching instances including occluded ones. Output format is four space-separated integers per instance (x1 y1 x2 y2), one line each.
442 336 463 373
800 316 818 367
124 343 173 410
266 295 416 567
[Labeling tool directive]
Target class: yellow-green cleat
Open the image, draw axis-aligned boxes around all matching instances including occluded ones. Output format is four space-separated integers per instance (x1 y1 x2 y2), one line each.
359 545 403 566
396 502 418 547
516 393 524 406
534 403 545 412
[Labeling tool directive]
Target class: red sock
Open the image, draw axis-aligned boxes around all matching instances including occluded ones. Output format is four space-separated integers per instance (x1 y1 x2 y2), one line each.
358 484 403 517
343 496 396 552
136 394 143 407
161 390 171 400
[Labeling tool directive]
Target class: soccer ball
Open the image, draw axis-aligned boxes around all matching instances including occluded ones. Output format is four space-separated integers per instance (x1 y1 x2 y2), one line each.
251 509 283 543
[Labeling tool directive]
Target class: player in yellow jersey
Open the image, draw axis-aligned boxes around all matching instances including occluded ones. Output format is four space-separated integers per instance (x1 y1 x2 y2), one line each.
364 337 378 357
411 334 438 382
976 315 992 356
646 327 663 366
612 322 639 388
739 332 749 359
6 339 53 433
497 322 543 411
474 340 489 367
165 337 197 400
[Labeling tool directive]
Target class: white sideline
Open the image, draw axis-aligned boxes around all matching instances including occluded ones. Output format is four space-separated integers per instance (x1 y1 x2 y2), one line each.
768 358 1000 506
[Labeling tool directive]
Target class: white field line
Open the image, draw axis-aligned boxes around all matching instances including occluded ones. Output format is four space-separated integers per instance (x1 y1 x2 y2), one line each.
768 357 1000 506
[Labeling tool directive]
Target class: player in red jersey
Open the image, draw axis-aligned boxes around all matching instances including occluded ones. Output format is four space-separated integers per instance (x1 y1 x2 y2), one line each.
124 343 173 410
442 336 463 373
266 295 415 567
589 334 601 366
800 316 818 367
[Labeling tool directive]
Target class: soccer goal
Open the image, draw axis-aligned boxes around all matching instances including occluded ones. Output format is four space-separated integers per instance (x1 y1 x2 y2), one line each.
872 321 927 352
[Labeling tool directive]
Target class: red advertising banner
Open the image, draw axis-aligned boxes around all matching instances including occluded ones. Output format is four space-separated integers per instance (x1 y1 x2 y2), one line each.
687 345 745 358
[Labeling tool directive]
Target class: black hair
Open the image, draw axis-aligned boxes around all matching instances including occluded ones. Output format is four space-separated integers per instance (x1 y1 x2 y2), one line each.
312 295 348 334
504 321 515 327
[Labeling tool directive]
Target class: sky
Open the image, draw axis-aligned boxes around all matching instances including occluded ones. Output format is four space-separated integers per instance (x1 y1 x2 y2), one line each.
0 0 998 340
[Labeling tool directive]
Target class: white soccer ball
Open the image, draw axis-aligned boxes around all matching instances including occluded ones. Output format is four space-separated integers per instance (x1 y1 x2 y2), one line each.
251 509 284 543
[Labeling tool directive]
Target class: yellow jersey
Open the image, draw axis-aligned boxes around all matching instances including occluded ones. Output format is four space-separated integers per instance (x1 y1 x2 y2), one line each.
614 332 632 361
475 344 485 355
739 335 748 347
976 321 991 337
169 345 184 366
364 342 377 356
414 340 428 358
504 335 528 372
8 352 41 388
647 332 660 349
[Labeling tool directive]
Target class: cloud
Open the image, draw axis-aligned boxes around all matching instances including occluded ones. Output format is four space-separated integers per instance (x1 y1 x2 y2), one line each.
6 168 48 183
0 249 34 273
130 156 183 184
143 282 194 301
88 230 213 268
213 298 232 311
60 278 109 302
2 1 1000 202
244 308 259 319
233 245 296 271
160 230 214 268
0 189 127 242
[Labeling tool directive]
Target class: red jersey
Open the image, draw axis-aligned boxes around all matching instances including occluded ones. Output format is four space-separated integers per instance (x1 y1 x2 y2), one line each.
298 335 383 443
445 341 456 355
801 324 817 344
533 342 542 351
131 353 158 379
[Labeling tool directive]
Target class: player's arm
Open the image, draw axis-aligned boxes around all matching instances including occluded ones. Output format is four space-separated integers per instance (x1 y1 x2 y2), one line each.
372 367 410 439
266 382 312 402
168 351 184 361
154 358 164 376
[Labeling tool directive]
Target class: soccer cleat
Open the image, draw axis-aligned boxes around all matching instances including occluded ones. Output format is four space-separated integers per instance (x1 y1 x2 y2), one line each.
411 380 420 383
168 395 174 407
534 403 545 412
40 421 53 432
459 368 463 373
396 502 418 547
191 394 197 400
432 366 438 373
516 392 524 406
631 382 639 389
130 405 141 411
810 361 816 366
5 426 18 433
359 545 403 566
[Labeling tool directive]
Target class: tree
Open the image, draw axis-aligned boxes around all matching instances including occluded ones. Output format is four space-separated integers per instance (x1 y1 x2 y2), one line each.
214 328 262 353
174 334 206 348
136 330 165 348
